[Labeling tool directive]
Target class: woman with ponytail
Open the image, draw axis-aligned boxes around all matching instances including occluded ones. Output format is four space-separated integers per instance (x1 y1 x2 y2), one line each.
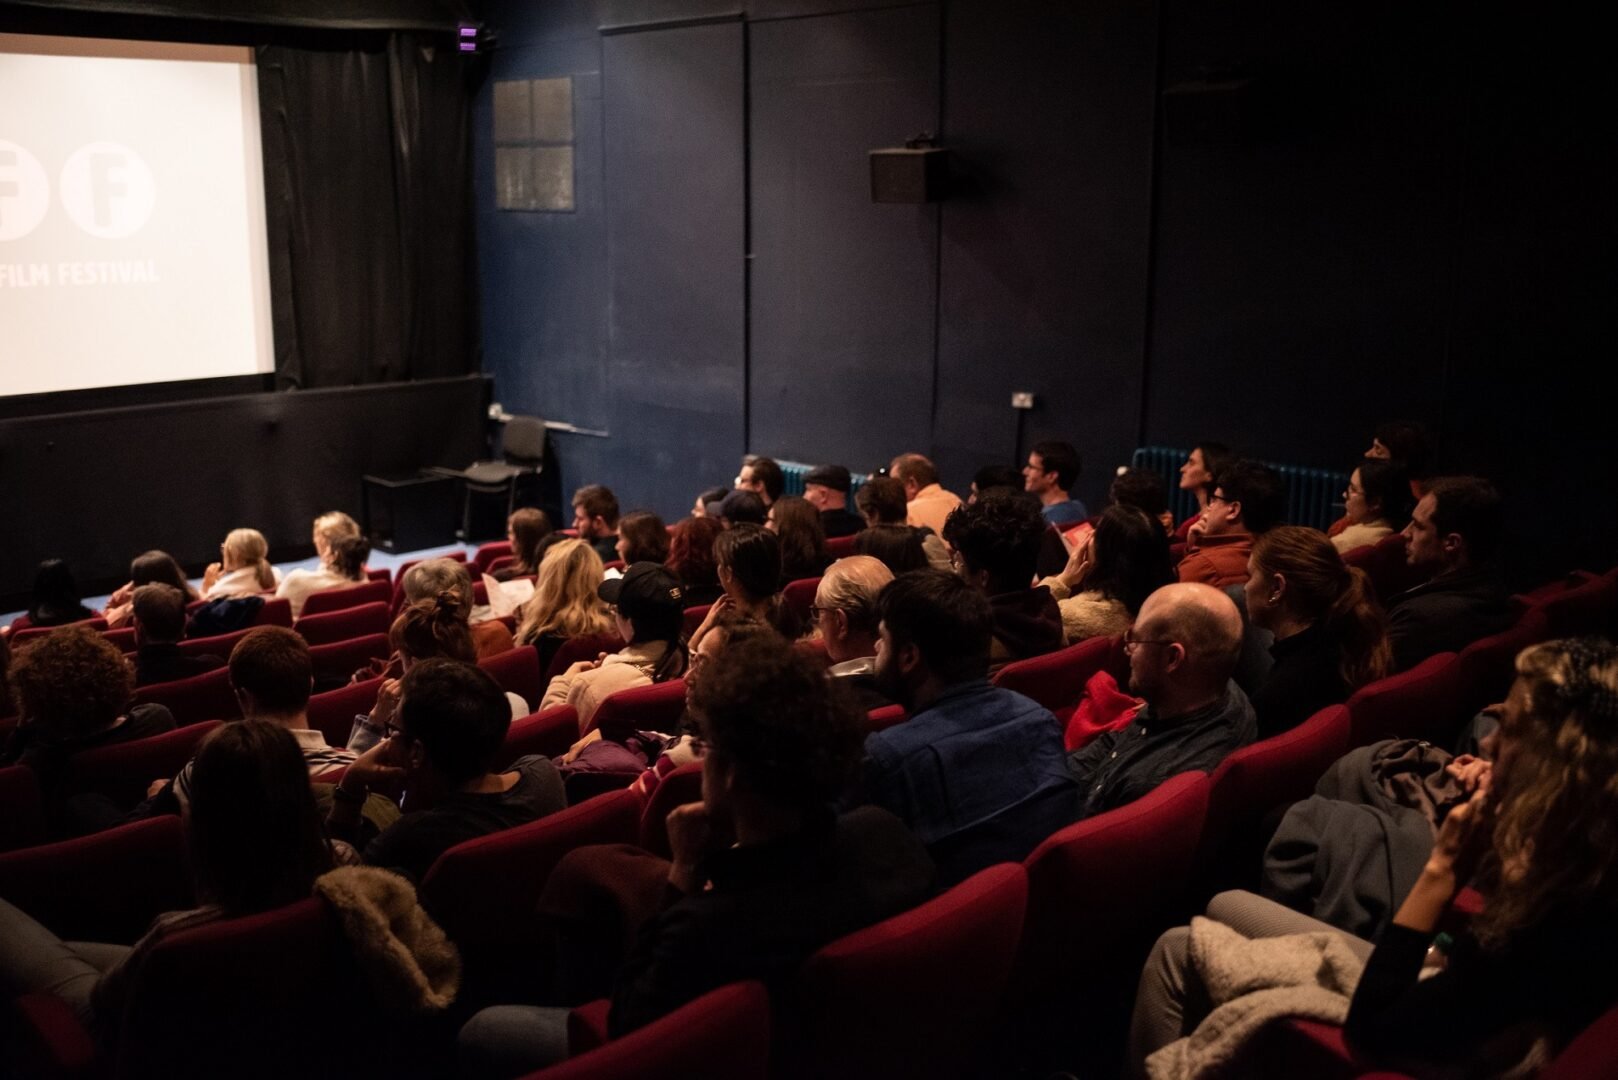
391 593 529 719
1243 526 1393 738
279 512 370 617
201 528 282 599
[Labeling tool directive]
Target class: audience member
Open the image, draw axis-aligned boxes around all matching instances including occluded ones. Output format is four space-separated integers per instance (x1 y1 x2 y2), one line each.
665 516 725 606
940 494 1065 669
332 659 565 883
692 485 729 518
812 556 898 710
735 455 784 506
1176 441 1235 534
12 558 97 631
1177 459 1285 587
102 549 200 629
278 512 370 617
1244 527 1393 738
493 507 555 581
201 528 281 599
2 624 175 831
1111 467 1175 535
132 583 225 687
766 495 830 581
802 464 864 537
386 594 530 720
969 463 1023 504
162 627 354 811
0 720 343 1037
853 523 930 575
715 488 767 527
459 635 932 1074
401 558 514 661
887 452 963 534
1023 440 1088 526
1332 457 1413 553
542 562 688 731
1039 504 1176 643
512 539 616 672
690 524 800 642
1068 583 1256 819
1366 418 1433 489
615 510 670 566
1129 638 1618 1077
1386 476 1513 670
572 485 621 563
863 570 1074 884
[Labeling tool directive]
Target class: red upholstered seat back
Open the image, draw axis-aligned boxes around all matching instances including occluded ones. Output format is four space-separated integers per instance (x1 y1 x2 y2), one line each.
0 765 46 853
473 540 514 575
66 720 223 809
1340 532 1422 602
175 628 249 660
1206 705 1351 845
530 982 771 1080
1345 651 1463 747
130 665 240 727
786 863 1028 1080
824 533 860 559
638 761 704 860
1452 605 1549 721
252 597 294 627
1539 572 1618 639
307 677 382 748
500 705 580 767
990 634 1125 717
478 645 544 711
546 632 628 681
781 577 821 624
297 578 392 618
293 601 391 647
682 604 710 638
586 678 687 738
0 816 191 944
308 633 391 686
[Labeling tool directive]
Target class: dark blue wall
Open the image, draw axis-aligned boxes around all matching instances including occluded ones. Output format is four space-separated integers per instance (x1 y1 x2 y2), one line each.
473 0 1616 582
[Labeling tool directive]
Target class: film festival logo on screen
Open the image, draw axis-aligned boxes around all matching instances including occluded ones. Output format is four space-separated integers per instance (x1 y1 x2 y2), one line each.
0 139 159 287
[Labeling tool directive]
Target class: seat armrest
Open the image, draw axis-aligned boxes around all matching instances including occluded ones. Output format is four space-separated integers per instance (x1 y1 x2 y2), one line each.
5 991 103 1080
567 998 612 1054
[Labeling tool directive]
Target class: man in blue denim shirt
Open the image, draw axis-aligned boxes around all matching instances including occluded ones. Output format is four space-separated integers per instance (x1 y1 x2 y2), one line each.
863 569 1077 884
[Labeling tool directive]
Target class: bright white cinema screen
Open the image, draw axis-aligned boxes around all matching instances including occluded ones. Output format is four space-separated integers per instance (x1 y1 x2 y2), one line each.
0 35 274 397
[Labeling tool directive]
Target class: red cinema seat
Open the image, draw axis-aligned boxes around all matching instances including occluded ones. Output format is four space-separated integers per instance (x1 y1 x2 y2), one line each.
486 554 518 577
308 633 391 686
783 863 1028 1080
6 896 449 1080
682 605 711 638
0 816 191 944
1340 532 1422 603
104 626 138 652
298 578 392 618
6 617 109 646
175 627 249 660
251 597 294 627
522 982 770 1080
1016 772 1211 1071
638 761 704 859
781 577 821 624
0 765 46 853
130 666 240 727
420 789 642 1003
66 720 223 810
479 645 544 712
365 565 392 585
293 601 391 647
474 540 514 575
586 679 686 738
307 677 383 748
500 705 580 767
824 533 860 560
991 635 1125 721
546 632 628 681
1345 652 1462 748
1539 572 1618 639
1452 605 1549 722
564 770 642 803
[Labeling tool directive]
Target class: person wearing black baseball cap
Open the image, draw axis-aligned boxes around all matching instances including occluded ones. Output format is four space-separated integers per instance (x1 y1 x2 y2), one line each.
803 463 864 539
539 562 689 732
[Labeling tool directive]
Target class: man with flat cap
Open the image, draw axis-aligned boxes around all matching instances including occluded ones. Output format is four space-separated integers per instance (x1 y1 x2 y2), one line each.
803 464 864 538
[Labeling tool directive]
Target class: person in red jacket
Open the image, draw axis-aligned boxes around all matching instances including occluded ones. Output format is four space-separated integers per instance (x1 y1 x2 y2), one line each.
1176 460 1285 588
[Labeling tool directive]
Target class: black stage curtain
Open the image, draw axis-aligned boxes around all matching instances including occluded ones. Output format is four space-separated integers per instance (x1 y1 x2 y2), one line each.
258 34 479 389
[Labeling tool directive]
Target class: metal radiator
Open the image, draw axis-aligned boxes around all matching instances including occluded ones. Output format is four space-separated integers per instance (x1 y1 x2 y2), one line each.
1129 447 1348 532
775 460 865 499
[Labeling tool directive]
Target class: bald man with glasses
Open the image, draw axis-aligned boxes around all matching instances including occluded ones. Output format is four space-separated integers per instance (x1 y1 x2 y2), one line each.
1067 583 1257 819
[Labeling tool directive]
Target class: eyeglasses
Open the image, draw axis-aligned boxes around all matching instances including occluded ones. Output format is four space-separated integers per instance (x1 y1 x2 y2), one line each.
1206 492 1231 506
808 605 841 622
1123 628 1177 651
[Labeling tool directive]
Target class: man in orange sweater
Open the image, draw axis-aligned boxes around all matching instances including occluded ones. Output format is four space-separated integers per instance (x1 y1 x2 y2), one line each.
1176 460 1285 588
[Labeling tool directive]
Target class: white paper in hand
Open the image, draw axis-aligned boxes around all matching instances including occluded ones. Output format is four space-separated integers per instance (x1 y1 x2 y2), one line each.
482 573 535 619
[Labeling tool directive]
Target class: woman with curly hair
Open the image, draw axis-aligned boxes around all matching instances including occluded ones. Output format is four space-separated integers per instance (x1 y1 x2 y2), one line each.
666 516 724 607
1128 638 1618 1077
513 539 616 671
766 495 830 582
0 625 175 829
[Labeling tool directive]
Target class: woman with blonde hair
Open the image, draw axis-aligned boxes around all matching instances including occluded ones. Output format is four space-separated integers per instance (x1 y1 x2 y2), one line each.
514 539 617 671
278 511 370 617
201 528 281 599
1243 525 1392 738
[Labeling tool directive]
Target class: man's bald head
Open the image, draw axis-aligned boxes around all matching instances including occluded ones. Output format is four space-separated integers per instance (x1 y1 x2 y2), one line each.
1135 582 1243 685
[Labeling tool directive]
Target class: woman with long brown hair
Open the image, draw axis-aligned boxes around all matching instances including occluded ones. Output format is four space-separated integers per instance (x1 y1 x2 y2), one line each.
766 495 829 582
493 507 555 581
1243 525 1392 738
